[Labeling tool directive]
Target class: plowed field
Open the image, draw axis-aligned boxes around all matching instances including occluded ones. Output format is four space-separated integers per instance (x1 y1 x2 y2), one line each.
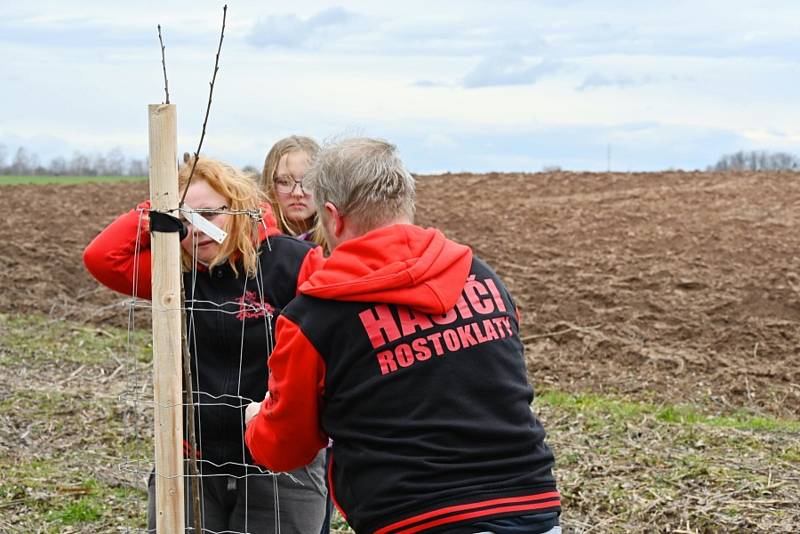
2 171 799 416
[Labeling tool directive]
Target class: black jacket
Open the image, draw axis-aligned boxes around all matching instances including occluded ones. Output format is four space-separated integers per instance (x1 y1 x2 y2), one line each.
246 224 559 533
185 235 313 467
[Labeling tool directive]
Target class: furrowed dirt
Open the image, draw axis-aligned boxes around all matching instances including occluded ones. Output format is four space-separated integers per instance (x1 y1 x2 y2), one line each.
2 171 799 417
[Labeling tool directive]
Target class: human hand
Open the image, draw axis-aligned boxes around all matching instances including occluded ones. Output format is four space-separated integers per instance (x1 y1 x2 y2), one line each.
135 200 153 233
245 401 262 426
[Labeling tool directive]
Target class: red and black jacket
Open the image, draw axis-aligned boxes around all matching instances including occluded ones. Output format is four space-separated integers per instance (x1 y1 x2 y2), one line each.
246 224 559 533
83 201 322 470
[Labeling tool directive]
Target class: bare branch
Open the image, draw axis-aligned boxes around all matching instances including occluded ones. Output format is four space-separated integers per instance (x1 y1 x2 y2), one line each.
180 4 227 207
167 8 229 530
157 25 170 104
181 306 203 533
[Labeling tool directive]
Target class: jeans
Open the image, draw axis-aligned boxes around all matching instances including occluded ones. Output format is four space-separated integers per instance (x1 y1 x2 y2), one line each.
319 447 333 534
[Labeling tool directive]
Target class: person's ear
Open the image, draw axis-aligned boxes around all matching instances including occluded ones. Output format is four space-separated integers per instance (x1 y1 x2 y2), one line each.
324 202 345 238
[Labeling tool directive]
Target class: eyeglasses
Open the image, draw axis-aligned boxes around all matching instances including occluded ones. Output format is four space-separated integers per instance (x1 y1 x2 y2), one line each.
181 205 229 223
274 175 307 195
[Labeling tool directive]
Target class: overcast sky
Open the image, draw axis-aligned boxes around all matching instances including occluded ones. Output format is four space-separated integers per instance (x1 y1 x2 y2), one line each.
2 0 799 172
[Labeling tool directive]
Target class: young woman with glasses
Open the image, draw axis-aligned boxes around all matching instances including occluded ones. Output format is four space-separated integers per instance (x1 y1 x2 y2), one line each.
260 136 327 249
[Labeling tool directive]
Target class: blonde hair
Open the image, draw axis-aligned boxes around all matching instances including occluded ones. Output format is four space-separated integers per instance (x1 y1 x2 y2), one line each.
179 156 264 277
307 138 415 234
260 136 326 247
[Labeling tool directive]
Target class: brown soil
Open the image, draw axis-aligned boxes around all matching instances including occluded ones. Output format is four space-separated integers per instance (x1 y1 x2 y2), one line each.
3 171 799 417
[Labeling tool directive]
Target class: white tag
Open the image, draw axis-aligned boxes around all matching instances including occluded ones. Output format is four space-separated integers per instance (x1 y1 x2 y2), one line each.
182 207 228 244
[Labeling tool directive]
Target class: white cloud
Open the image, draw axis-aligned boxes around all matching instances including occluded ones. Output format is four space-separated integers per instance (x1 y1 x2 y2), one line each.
462 55 562 88
577 73 658 91
411 79 449 88
246 7 357 48
740 129 800 150
1 0 799 173
423 133 458 149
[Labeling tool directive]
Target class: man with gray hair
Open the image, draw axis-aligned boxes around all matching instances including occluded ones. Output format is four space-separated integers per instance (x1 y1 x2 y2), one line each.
246 138 560 534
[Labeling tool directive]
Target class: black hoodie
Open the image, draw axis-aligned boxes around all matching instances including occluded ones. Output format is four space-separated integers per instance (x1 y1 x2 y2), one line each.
246 224 559 533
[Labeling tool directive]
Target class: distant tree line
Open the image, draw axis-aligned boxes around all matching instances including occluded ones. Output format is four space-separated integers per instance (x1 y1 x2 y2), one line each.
0 144 148 176
709 150 799 172
4 143 797 176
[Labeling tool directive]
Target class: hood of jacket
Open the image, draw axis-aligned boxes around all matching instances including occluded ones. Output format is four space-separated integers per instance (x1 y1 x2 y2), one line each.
298 224 472 314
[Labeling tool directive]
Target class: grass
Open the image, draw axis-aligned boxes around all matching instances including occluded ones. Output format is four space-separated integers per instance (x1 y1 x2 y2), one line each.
0 175 147 185
0 313 152 533
535 389 800 532
537 390 800 433
0 314 152 367
1 313 798 533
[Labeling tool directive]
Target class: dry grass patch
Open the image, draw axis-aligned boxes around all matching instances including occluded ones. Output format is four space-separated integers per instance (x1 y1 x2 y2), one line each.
2 314 798 533
537 391 800 532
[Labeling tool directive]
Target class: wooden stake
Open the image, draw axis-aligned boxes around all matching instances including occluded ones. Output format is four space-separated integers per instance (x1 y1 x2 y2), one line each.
148 103 185 534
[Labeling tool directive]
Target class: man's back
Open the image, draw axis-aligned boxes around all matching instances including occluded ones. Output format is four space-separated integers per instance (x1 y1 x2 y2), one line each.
281 225 560 533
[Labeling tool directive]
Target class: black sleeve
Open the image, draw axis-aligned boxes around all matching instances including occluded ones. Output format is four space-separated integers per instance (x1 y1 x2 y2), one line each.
257 236 314 309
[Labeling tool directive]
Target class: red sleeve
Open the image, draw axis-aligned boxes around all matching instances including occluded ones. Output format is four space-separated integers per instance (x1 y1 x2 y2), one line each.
82 200 153 300
246 315 327 472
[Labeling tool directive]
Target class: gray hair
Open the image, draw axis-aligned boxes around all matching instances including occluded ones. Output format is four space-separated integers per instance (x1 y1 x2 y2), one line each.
307 138 416 233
